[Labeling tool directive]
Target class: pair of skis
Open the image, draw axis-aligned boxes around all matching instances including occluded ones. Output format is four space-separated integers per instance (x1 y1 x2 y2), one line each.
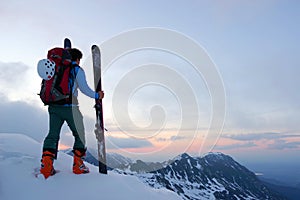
65 38 107 174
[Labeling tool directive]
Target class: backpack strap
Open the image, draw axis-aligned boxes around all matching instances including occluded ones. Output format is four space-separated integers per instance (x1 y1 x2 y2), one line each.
69 63 80 88
66 63 81 105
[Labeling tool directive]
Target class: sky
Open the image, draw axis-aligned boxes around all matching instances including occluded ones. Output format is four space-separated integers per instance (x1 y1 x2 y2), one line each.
0 0 300 180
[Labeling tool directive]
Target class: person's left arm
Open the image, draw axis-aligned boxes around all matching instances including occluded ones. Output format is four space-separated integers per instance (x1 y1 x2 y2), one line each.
76 68 100 99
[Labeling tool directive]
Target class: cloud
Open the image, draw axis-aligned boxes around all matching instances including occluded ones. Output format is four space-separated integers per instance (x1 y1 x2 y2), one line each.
106 136 153 149
0 61 40 103
0 95 48 142
0 92 97 146
268 139 300 150
170 135 186 141
0 61 29 85
223 132 300 141
221 132 300 151
154 135 187 142
214 142 257 150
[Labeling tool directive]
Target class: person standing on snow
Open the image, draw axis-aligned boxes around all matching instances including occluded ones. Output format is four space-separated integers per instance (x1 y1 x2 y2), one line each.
40 48 104 178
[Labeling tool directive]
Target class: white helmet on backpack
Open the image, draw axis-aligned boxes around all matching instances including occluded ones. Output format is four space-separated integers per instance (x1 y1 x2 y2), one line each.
37 59 56 80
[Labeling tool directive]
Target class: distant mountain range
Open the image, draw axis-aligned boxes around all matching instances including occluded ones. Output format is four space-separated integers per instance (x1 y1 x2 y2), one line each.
259 178 300 200
63 148 133 170
63 149 296 200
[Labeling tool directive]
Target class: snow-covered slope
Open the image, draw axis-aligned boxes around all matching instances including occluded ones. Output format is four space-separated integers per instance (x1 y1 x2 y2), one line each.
0 133 180 200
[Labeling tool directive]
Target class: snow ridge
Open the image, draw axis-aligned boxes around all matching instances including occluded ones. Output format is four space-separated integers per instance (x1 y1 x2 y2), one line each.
0 133 180 200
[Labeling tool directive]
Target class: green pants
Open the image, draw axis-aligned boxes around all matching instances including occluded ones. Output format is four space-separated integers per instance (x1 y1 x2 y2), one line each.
43 105 86 153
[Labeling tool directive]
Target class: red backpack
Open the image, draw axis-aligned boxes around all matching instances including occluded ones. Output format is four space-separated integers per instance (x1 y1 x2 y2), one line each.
39 48 76 105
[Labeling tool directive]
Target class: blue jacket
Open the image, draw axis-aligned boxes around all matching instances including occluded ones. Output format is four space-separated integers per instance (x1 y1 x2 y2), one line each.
70 61 99 104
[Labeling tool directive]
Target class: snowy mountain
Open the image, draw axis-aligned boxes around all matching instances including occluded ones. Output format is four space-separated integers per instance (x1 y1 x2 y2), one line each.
0 133 180 200
137 153 286 200
64 147 287 199
108 158 167 173
107 152 133 168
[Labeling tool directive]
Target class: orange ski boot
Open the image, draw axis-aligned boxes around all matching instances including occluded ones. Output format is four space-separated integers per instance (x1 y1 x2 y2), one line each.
40 151 56 179
73 149 90 174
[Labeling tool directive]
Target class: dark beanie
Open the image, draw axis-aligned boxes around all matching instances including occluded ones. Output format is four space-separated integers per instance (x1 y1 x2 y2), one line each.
69 48 83 61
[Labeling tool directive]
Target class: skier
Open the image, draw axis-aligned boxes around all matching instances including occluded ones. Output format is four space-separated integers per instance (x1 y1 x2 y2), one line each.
40 48 104 179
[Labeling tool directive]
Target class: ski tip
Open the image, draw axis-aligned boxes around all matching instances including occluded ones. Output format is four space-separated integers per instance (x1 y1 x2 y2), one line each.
92 45 100 50
64 38 72 49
